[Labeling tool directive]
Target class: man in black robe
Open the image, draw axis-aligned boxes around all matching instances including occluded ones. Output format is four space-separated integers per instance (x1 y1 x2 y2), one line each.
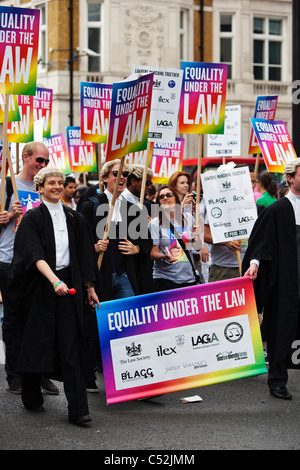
79 159 152 301
243 158 300 400
5 168 99 424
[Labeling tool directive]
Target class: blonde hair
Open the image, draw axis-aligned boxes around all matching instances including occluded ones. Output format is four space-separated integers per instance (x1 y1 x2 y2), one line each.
22 141 49 160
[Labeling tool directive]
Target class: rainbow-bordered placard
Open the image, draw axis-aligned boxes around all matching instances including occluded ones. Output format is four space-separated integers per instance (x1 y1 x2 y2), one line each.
105 73 153 162
150 138 184 184
80 82 112 143
0 6 40 96
96 277 266 404
44 134 71 175
0 94 20 123
66 126 97 172
179 62 227 135
7 95 34 143
251 118 297 173
248 95 278 155
33 88 53 138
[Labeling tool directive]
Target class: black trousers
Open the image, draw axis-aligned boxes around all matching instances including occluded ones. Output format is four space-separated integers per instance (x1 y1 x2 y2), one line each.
22 268 89 420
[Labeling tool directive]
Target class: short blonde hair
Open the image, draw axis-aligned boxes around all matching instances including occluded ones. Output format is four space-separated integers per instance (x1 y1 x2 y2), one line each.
34 167 65 190
22 141 49 160
100 159 129 185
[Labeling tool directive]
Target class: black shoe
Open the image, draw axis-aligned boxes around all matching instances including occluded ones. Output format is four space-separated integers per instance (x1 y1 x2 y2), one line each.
8 377 22 394
40 377 59 395
270 386 292 400
25 406 45 412
86 381 99 393
69 415 92 426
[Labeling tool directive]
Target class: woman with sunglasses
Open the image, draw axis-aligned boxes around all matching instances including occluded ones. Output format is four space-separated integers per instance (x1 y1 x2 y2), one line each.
149 185 201 292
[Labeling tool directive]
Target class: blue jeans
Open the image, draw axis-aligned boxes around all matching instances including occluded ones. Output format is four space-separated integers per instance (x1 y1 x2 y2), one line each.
112 272 135 299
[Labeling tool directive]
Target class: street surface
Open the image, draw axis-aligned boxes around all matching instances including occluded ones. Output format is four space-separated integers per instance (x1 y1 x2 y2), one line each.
0 342 300 452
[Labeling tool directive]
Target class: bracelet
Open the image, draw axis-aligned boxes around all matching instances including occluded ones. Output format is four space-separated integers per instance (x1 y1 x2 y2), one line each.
53 280 63 290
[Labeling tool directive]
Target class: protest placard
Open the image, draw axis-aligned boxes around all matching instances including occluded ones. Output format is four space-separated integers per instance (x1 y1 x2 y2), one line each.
33 87 52 138
66 126 97 172
105 73 153 162
201 166 257 244
179 62 227 135
207 105 241 158
0 94 20 123
248 95 278 155
80 82 112 143
132 65 183 143
0 6 40 96
150 138 184 184
7 94 34 143
18 189 40 214
96 276 266 404
251 118 297 173
44 133 71 174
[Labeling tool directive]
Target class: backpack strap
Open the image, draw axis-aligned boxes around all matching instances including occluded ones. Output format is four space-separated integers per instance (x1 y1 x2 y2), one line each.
4 176 13 211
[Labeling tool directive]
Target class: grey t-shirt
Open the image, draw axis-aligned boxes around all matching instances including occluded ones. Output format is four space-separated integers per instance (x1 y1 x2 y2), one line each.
0 177 35 263
149 213 196 284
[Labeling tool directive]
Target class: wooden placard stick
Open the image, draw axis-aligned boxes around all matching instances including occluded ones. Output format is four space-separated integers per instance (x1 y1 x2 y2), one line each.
97 156 125 269
97 142 103 194
0 95 9 211
139 141 153 210
254 153 260 178
194 134 203 242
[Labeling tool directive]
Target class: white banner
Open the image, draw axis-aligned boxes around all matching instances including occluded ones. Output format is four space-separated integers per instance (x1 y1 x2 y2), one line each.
201 166 257 243
132 65 183 143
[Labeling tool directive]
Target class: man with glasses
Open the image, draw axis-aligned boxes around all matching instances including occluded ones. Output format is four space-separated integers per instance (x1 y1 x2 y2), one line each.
122 164 154 214
0 141 58 395
80 159 152 301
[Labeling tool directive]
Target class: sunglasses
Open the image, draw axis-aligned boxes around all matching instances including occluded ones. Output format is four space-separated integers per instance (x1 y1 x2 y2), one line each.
35 157 50 166
110 171 129 177
158 192 175 200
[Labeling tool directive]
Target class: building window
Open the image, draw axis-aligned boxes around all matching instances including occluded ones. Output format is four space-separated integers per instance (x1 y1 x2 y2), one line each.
220 14 233 79
253 17 283 81
37 3 47 70
179 8 188 63
87 2 103 72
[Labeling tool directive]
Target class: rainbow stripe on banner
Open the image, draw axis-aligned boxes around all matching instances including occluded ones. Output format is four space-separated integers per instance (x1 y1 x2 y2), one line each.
96 277 266 404
0 6 40 96
179 62 227 135
105 73 153 162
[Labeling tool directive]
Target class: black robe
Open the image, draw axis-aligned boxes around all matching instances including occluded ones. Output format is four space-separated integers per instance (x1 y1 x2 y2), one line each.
79 193 153 300
242 197 299 366
5 203 98 375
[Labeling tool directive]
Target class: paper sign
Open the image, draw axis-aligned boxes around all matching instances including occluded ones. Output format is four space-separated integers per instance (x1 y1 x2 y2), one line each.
132 65 183 143
7 94 34 143
251 118 297 173
33 88 53 138
248 96 278 155
96 277 266 404
0 94 20 123
179 62 227 134
18 190 40 214
207 105 241 157
80 82 112 143
105 73 153 162
0 6 40 96
66 126 97 172
44 133 71 174
201 166 257 243
150 138 185 184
